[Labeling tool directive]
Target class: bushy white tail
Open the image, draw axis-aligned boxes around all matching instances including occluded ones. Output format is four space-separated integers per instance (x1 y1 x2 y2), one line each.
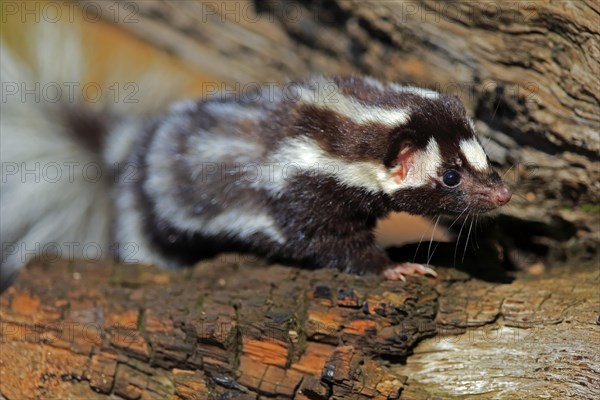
0 27 113 288
0 23 185 288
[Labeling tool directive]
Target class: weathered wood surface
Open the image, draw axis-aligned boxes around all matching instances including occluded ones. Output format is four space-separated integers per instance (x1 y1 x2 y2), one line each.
400 264 600 399
1 257 598 399
0 255 437 399
81 0 600 248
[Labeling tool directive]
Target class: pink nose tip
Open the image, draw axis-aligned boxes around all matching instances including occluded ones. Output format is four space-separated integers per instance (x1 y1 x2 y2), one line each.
495 186 512 205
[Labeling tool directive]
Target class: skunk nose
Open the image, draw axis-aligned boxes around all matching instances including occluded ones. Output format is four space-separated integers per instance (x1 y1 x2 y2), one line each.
495 186 512 205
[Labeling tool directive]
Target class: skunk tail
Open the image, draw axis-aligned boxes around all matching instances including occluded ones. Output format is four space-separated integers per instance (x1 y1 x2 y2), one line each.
0 22 183 288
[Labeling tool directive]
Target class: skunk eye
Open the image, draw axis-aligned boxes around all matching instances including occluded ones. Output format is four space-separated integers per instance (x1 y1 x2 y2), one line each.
442 169 461 187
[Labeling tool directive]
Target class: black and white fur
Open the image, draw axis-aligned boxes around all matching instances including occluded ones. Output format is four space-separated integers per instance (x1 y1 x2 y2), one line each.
0 30 511 286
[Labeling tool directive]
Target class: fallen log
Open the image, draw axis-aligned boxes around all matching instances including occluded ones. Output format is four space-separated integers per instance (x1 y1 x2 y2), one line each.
0 255 437 399
1 255 597 399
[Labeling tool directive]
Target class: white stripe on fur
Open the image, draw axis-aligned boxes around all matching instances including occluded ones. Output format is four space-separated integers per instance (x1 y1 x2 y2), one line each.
143 117 285 246
203 102 264 121
460 138 489 171
114 185 175 267
265 136 441 196
388 83 440 99
300 78 410 127
363 76 386 91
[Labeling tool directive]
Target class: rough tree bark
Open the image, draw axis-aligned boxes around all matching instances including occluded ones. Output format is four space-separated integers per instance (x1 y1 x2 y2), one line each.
1 257 598 399
1 257 438 399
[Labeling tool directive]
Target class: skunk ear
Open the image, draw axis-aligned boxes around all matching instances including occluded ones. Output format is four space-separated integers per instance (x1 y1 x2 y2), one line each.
392 141 416 182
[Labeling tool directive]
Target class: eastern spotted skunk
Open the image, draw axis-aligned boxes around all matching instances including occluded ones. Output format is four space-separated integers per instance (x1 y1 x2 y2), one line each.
0 30 511 287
